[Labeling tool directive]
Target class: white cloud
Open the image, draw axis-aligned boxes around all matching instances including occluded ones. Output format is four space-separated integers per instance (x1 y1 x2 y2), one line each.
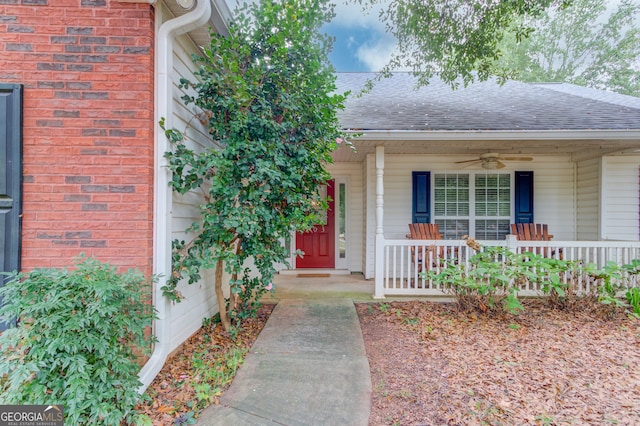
355 36 396 71
331 0 388 31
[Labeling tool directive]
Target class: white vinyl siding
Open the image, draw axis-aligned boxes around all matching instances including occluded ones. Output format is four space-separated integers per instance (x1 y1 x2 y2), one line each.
364 154 376 278
601 156 640 241
361 153 576 278
576 157 600 240
167 30 223 353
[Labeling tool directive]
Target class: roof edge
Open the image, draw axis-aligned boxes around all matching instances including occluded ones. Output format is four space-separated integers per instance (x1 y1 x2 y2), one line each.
346 129 640 141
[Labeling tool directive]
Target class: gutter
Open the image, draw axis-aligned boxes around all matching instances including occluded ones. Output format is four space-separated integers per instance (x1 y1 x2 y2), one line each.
346 129 640 141
138 0 213 393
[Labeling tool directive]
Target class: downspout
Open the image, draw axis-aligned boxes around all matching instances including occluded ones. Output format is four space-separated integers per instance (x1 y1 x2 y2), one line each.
138 0 212 392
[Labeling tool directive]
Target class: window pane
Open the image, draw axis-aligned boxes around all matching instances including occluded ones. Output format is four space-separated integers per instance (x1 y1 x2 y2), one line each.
475 173 510 220
435 219 469 239
499 202 510 216
459 202 469 215
476 219 510 240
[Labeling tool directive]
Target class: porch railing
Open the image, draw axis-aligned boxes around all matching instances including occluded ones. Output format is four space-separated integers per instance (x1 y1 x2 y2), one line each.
375 235 640 298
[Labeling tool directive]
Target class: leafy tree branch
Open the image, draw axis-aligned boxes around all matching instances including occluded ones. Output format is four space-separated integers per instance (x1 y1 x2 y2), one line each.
162 0 352 331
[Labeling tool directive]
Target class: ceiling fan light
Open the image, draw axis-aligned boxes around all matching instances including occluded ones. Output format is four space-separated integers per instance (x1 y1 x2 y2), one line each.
482 160 498 169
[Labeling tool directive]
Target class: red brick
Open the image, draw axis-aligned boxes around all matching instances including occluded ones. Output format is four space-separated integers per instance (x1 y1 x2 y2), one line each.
4 3 155 273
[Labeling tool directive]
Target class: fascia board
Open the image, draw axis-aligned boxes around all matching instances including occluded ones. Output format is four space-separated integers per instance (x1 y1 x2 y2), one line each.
345 130 640 141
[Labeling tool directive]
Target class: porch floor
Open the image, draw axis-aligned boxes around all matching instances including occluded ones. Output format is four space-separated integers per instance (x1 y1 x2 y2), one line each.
267 272 451 303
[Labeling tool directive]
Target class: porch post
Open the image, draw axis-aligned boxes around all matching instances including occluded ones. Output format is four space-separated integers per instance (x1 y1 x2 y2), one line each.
374 146 385 299
506 234 518 253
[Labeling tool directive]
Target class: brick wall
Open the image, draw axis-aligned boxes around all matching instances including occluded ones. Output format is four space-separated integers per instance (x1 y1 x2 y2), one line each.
0 0 155 275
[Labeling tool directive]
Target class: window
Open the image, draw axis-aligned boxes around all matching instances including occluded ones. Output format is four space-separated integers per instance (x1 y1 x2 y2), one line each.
433 172 511 240
475 174 511 239
434 174 469 239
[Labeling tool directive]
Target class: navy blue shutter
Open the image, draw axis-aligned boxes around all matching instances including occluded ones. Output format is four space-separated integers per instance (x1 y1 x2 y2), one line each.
412 171 430 223
0 84 22 330
514 171 534 223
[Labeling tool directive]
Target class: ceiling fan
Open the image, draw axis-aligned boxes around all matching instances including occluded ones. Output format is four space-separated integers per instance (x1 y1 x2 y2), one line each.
455 153 533 169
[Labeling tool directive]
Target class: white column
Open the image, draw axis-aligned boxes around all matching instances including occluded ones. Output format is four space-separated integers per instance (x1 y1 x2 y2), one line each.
374 146 385 299
506 234 518 253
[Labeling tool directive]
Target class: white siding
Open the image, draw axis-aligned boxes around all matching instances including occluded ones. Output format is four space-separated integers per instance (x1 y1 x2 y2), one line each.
167 33 224 353
602 156 640 241
362 154 576 277
327 162 364 273
364 154 376 278
576 157 600 240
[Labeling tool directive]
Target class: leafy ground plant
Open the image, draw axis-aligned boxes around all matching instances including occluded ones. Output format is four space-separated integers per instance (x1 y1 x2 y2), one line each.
132 304 274 424
0 256 157 425
427 239 640 317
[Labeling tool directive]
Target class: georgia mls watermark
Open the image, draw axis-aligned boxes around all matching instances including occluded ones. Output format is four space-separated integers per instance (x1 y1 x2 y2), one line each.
0 405 64 426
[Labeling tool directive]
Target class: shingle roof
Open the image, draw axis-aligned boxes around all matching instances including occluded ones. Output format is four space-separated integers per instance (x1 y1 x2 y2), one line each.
335 73 640 132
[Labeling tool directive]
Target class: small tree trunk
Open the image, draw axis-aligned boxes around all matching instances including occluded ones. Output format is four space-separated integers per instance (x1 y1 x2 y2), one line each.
215 258 231 331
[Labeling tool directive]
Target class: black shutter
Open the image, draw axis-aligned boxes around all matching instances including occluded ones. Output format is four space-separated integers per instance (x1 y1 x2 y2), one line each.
514 171 534 223
0 84 22 330
412 171 430 223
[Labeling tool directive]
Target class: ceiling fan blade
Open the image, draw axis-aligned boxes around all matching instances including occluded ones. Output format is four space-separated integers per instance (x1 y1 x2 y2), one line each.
454 159 482 164
501 156 533 161
496 160 507 169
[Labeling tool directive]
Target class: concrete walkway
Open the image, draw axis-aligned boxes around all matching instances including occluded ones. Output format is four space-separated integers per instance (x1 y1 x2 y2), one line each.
196 295 372 425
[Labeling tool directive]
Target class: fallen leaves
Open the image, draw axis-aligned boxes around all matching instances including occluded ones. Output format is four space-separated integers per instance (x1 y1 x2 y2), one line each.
357 300 640 425
131 303 274 425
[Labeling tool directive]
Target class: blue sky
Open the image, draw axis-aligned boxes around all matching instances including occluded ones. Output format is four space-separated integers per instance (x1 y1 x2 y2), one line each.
321 1 396 72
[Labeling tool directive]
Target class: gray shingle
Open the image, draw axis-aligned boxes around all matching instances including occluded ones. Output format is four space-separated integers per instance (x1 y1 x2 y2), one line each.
336 73 640 131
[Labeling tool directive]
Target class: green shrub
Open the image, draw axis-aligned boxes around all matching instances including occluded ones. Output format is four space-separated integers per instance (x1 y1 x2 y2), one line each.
0 256 157 425
426 246 525 314
425 245 636 315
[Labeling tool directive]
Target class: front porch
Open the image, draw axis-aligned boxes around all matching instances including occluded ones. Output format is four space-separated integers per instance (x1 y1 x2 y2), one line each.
375 236 640 298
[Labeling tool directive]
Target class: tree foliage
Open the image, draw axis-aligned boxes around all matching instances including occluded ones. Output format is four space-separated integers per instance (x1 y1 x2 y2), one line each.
363 0 568 86
162 0 350 330
495 0 640 96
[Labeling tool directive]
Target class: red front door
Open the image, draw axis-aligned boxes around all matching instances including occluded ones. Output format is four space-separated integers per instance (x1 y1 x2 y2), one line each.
296 181 335 268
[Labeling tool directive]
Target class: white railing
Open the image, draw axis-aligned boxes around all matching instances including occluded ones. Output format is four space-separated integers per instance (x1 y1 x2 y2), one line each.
374 235 640 298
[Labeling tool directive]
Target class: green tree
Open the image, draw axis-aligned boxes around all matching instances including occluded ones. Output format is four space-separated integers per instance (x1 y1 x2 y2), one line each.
162 0 350 331
363 0 568 86
495 0 640 96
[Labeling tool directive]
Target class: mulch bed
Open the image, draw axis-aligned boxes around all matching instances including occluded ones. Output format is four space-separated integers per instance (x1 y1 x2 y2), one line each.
356 300 640 425
133 303 275 425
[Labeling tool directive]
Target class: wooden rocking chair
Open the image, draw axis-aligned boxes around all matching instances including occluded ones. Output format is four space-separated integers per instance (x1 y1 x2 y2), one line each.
510 223 561 258
406 223 444 271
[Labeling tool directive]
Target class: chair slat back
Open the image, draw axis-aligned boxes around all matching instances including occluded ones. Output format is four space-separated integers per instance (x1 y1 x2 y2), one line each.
510 223 553 241
409 223 442 240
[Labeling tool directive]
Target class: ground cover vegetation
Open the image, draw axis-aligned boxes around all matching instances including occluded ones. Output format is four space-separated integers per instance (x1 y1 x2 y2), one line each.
0 257 156 426
162 0 352 332
132 304 275 425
